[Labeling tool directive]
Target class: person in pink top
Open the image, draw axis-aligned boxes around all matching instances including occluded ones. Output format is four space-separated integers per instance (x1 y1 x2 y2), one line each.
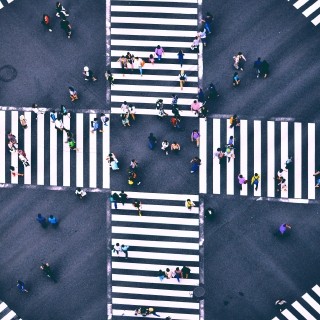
190 100 201 115
155 45 165 61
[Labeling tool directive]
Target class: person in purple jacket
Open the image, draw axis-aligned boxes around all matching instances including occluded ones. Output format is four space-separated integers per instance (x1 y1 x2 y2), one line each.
155 45 165 61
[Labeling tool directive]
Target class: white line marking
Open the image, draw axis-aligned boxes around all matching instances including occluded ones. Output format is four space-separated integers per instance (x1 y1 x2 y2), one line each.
24 112 31 185
256 196 309 204
63 115 70 186
111 16 198 26
111 191 199 201
294 123 302 198
111 96 196 106
111 108 197 117
111 28 196 38
254 121 261 196
240 120 248 196
199 118 207 194
281 122 288 198
267 121 275 197
303 0 320 17
226 121 234 195
292 300 317 320
0 2 3 10
281 308 299 320
0 302 8 313
312 285 320 297
111 6 197 14
111 84 198 94
0 111 5 183
117 203 199 213
111 39 192 48
308 123 315 199
50 114 57 186
112 0 198 3
302 293 320 313
103 117 110 189
111 61 197 71
272 318 281 320
212 119 220 194
89 114 97 188
311 13 320 25
2 311 17 320
76 113 83 187
37 112 45 185
11 111 18 185
293 0 309 9
113 73 198 82
7 0 14 3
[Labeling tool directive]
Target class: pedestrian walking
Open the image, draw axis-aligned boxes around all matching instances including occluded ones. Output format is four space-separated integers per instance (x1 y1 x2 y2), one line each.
191 100 201 115
171 141 181 154
18 150 30 167
178 49 184 67
121 113 130 127
276 177 287 192
132 199 142 216
41 14 53 32
284 156 293 170
238 174 247 190
135 57 145 76
276 168 285 180
75 187 87 199
10 166 24 177
229 114 240 128
253 57 262 78
191 36 200 52
233 52 246 70
126 52 135 70
232 72 240 86
128 104 136 121
105 70 115 85
60 105 70 118
197 88 205 103
117 55 127 76
68 138 78 151
170 116 182 130
174 267 182 282
121 245 129 259
191 129 200 147
178 70 187 90
129 159 138 171
198 28 207 47
161 140 170 155
48 214 58 226
91 117 103 133
165 268 172 279
149 53 155 65
55 118 65 131
199 104 209 119
17 280 28 293
120 101 129 114
190 157 201 173
275 299 287 312
106 153 119 171
279 223 291 235
148 133 157 150
201 11 213 34
113 243 121 255
158 269 166 281
207 82 219 100
260 60 270 78
156 99 168 118
100 113 109 127
110 192 121 209
154 45 165 61
251 173 260 191
31 104 45 119
83 66 97 81
56 2 69 18
171 104 180 118
69 86 79 101
185 199 195 210
19 115 28 129
36 213 47 228
224 144 235 162
182 266 191 278
119 190 128 205
171 94 179 106
213 148 224 164
60 18 72 38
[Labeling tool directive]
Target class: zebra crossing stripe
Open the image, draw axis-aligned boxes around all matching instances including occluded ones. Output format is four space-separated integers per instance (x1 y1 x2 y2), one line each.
102 121 110 189
50 115 58 186
112 0 198 3
76 113 84 187
111 39 192 48
112 28 196 38
271 318 280 320
89 114 97 188
311 13 320 25
267 121 275 197
226 120 234 195
0 302 7 313
117 203 199 213
281 122 288 198
254 120 261 196
111 5 197 14
199 118 207 193
111 96 196 106
111 16 198 26
111 191 199 201
294 0 309 9
308 123 315 199
281 308 299 319
240 120 248 196
0 2 3 9
37 112 45 185
112 74 198 82
302 293 320 313
313 285 320 297
292 301 317 319
7 0 14 3
111 62 198 72
294 123 302 198
0 111 5 183
63 115 71 186
2 310 17 320
302 0 320 17
111 84 198 94
213 119 220 194
11 111 19 185
24 111 32 185
112 240 198 250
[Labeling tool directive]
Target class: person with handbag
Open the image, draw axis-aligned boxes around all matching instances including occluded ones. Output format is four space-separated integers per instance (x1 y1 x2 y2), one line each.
238 174 247 190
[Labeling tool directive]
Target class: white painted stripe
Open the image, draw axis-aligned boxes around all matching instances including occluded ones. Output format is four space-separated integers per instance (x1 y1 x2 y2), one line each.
112 50 197 61
118 203 199 213
1 311 16 320
113 309 200 320
254 121 261 196
111 84 198 94
7 0 14 3
112 239 198 250
112 214 199 226
112 0 198 3
111 6 197 14
111 16 198 26
303 0 320 17
267 121 275 197
112 250 199 261
113 73 198 82
199 118 207 194
308 123 315 199
76 113 83 187
0 2 3 10
312 285 320 297
112 274 199 286
111 107 197 118
272 318 281 320
113 297 199 309
63 115 70 186
112 261 199 272
37 112 45 185
302 293 320 313
111 39 192 48
50 114 57 186
11 111 19 184
111 191 199 202
0 111 6 183
282 309 299 320
112 28 196 38
311 13 320 25
111 61 198 71
111 95 195 106
212 119 220 194
292 300 317 319
113 286 194 298
294 123 302 198
240 120 248 196
0 302 8 313
281 122 288 198
112 226 199 238
89 114 97 188
294 0 309 9
24 112 31 184
102 116 110 189
226 121 234 195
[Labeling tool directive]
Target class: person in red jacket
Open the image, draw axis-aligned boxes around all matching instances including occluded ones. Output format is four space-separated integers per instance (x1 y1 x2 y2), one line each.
41 14 53 32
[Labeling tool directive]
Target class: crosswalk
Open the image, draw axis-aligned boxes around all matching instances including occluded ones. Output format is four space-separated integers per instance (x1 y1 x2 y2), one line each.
0 109 110 189
203 118 319 200
110 0 199 110
0 0 14 10
272 284 320 320
291 0 320 26
111 191 200 320
0 301 21 320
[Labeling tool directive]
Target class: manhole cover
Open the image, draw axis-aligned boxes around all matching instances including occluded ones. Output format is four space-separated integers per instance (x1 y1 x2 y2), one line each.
0 65 17 82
